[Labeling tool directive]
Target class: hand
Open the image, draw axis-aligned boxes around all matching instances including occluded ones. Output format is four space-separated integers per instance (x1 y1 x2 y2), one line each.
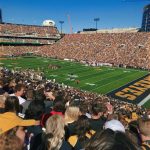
16 127 25 144
35 120 40 125
45 91 55 100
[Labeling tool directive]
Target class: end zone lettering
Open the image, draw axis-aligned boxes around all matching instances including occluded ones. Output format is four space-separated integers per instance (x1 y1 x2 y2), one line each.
107 74 150 104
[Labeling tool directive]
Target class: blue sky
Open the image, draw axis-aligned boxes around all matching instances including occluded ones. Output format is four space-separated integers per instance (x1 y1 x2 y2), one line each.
1 0 150 33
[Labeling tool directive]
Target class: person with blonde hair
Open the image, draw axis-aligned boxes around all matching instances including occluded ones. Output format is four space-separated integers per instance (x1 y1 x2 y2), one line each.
38 115 72 150
65 106 80 124
64 106 80 140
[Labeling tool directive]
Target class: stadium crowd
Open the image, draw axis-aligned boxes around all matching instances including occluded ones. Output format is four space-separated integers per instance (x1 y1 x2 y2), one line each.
0 23 59 37
38 33 150 70
0 37 56 45
0 23 150 149
0 32 150 70
0 67 150 150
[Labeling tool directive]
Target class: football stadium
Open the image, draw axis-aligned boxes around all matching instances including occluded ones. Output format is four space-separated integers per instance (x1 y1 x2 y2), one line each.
0 1 150 150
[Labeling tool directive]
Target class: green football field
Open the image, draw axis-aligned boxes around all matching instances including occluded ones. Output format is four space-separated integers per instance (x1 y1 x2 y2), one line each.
1 57 149 107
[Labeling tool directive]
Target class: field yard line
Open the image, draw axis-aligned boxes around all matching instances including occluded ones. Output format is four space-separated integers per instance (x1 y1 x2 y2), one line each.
76 70 118 87
48 65 90 77
79 71 125 89
54 67 94 82
60 70 108 82
138 94 150 106
90 72 138 92
48 64 82 73
78 70 116 87
105 73 149 95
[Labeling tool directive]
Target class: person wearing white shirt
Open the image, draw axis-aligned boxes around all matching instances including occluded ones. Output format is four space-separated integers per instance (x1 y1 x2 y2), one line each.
10 84 26 105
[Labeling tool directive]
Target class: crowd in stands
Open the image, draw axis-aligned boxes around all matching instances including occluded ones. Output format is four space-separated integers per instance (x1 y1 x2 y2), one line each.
0 23 60 46
0 45 41 56
38 33 150 70
0 23 60 38
1 32 149 70
0 67 150 150
0 37 56 45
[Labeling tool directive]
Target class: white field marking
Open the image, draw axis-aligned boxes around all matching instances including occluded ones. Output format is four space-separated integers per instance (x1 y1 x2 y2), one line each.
123 71 130 73
79 71 124 89
108 68 115 70
85 83 96 86
60 68 108 83
78 70 117 87
51 68 87 82
67 74 78 78
66 78 75 81
90 72 138 92
49 75 58 77
138 94 150 106
65 78 70 80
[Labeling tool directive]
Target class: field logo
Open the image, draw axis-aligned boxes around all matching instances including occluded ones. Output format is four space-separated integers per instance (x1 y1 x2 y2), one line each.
107 74 150 104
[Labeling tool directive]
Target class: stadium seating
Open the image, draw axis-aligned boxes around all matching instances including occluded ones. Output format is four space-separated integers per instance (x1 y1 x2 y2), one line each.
38 33 150 70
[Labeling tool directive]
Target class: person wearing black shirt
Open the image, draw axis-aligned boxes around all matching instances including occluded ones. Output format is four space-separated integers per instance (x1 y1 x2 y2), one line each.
89 103 107 132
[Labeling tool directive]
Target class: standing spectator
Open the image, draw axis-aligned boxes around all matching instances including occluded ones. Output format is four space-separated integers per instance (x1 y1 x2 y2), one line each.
89 103 107 132
0 96 39 134
68 115 95 150
39 115 72 150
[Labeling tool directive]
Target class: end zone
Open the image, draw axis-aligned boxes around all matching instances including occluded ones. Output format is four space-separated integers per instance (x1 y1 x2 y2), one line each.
107 74 150 105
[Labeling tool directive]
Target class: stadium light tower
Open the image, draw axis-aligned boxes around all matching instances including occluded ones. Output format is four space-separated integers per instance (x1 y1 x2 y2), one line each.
94 18 100 33
59 21 64 34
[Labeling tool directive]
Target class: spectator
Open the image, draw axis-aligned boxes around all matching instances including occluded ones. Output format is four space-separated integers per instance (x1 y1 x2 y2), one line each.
85 129 138 150
68 115 95 150
65 106 80 139
0 96 39 134
39 115 72 150
139 118 150 150
89 103 107 132
10 84 26 105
